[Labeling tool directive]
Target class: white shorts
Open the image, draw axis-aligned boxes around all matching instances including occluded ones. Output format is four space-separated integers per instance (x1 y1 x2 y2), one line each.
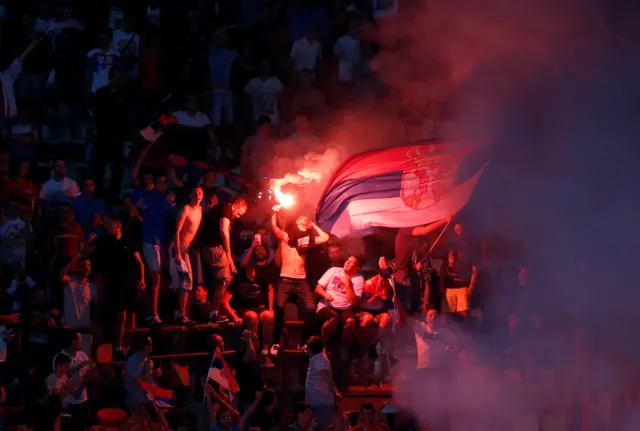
143 244 164 273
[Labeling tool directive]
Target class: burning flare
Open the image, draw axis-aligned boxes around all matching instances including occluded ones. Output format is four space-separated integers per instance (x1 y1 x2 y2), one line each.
269 169 323 209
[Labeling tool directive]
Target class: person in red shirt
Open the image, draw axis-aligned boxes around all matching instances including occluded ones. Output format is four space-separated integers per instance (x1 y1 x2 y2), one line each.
348 403 390 431
3 160 38 220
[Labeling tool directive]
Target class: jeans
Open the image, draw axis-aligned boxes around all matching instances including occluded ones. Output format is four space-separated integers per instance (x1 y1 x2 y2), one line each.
310 403 335 431
274 277 315 345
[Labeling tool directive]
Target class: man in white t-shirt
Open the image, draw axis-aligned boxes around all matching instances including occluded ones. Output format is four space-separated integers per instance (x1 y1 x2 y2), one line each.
315 256 364 345
40 159 81 205
173 95 212 128
111 15 140 79
0 197 27 267
52 333 93 430
244 59 284 124
86 28 120 93
333 19 362 84
397 300 456 370
60 257 97 354
172 94 219 162
291 24 322 73
46 354 74 408
305 336 340 431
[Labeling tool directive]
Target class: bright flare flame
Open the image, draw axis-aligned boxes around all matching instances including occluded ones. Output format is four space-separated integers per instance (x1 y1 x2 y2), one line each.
269 169 323 209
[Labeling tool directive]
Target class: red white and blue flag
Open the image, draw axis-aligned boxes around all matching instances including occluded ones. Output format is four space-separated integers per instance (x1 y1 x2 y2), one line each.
317 140 488 237
207 350 240 395
140 381 174 409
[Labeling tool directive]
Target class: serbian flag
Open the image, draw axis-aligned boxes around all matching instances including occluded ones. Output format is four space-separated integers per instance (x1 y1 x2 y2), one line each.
139 381 174 408
139 114 178 142
207 350 240 395
317 140 488 237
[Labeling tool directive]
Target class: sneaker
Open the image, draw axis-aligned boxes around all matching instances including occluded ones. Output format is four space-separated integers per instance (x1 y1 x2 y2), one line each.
176 316 196 327
146 315 163 327
269 344 281 356
209 315 230 324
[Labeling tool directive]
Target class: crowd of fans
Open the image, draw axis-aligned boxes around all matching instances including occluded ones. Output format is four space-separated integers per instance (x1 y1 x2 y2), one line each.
0 1 635 431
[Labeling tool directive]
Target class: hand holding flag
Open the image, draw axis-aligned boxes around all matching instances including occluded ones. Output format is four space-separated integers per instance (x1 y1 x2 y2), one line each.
206 349 239 395
140 114 178 142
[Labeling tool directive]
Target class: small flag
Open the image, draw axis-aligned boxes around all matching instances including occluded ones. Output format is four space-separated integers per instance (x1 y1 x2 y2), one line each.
139 114 178 142
140 381 174 408
207 350 239 395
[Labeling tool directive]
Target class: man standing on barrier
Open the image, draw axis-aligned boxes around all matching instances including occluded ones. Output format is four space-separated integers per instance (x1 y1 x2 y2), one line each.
270 206 329 352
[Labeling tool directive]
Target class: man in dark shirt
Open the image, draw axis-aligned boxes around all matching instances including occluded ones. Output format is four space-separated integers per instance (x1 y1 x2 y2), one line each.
199 197 248 322
83 215 145 359
440 249 477 318
222 257 277 353
190 284 214 323
92 67 128 201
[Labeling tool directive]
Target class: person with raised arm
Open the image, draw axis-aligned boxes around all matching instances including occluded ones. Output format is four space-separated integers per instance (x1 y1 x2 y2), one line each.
269 206 329 352
1 38 42 120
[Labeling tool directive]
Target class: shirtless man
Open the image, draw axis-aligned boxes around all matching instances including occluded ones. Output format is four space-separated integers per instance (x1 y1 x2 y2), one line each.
174 186 204 325
270 206 329 349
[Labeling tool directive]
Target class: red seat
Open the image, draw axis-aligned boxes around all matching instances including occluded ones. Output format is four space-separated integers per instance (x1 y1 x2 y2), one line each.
97 408 128 428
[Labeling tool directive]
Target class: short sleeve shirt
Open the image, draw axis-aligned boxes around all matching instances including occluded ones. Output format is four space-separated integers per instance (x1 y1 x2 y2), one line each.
316 267 364 311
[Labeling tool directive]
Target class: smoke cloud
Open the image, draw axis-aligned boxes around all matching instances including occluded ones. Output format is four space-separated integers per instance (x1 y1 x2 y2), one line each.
370 0 640 430
255 0 640 428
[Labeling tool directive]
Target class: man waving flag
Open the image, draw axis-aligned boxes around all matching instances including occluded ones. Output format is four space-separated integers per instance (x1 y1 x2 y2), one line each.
316 140 488 237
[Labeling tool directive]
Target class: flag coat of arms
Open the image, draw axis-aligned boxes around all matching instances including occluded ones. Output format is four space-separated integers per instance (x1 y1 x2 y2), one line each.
207 350 240 394
317 140 488 237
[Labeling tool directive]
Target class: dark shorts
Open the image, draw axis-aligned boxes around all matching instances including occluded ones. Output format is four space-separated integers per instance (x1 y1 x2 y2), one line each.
201 245 233 283
317 307 357 325
105 281 138 314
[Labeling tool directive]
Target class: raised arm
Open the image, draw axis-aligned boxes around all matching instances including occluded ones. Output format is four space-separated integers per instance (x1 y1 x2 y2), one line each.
411 217 450 237
238 390 263 429
131 150 145 188
343 273 360 307
269 210 287 242
311 221 329 245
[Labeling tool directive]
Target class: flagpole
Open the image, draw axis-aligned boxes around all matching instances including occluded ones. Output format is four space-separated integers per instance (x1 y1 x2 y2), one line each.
391 216 453 331
202 347 218 403
428 217 453 255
